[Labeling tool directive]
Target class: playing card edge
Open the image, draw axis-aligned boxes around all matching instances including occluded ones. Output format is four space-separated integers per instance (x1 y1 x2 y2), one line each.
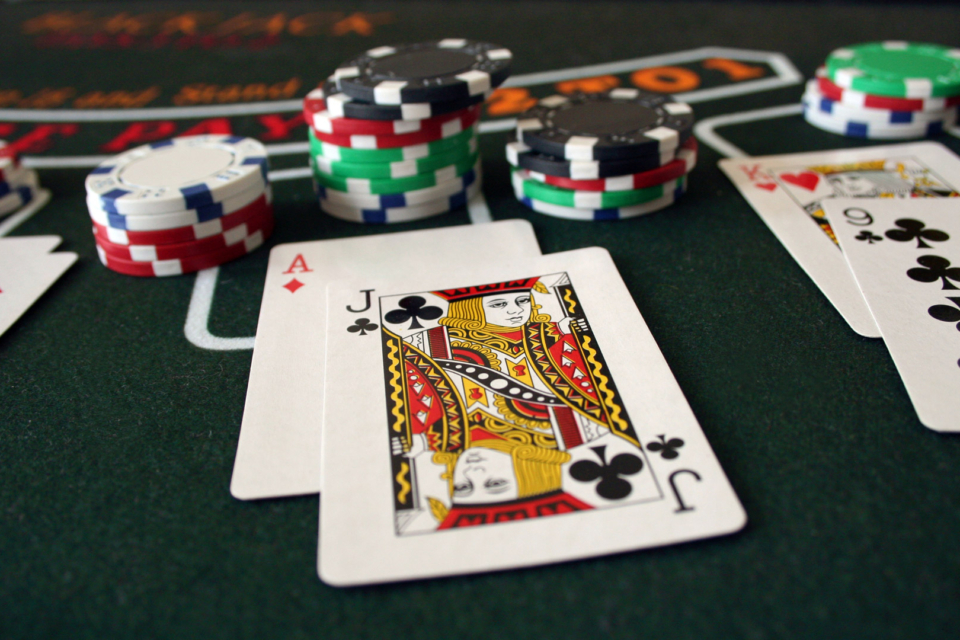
0 249 79 340
0 234 63 253
716 140 953 169
230 480 320 501
317 505 749 587
263 218 540 257
234 229 358 500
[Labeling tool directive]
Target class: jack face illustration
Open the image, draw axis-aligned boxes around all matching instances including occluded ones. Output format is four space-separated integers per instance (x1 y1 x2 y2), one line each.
379 273 662 536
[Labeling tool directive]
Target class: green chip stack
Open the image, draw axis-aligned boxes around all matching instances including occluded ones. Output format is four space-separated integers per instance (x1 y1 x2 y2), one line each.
803 41 960 139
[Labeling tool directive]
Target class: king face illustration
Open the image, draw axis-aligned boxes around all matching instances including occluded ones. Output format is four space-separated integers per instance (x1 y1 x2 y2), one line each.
774 158 959 245
379 273 660 536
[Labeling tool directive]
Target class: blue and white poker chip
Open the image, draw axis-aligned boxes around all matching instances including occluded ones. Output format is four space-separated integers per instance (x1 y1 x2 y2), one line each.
87 182 271 232
802 95 955 139
513 175 686 221
85 135 269 216
0 183 36 218
319 178 480 224
0 163 37 190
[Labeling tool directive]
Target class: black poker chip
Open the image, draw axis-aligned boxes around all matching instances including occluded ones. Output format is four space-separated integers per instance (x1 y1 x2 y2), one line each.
318 78 487 122
505 133 679 180
333 39 513 105
515 89 695 162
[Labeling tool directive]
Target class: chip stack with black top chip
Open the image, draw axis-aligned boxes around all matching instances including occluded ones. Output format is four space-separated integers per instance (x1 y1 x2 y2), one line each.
304 39 513 224
508 89 697 221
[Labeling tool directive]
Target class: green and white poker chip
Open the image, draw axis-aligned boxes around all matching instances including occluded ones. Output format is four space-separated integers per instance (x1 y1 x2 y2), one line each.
512 169 687 208
315 162 480 209
514 176 687 221
308 125 477 164
313 135 477 179
311 151 479 194
825 42 960 99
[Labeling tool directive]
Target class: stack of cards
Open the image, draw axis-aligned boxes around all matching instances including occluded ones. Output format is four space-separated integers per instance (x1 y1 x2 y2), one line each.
232 221 745 585
720 142 960 432
720 141 960 338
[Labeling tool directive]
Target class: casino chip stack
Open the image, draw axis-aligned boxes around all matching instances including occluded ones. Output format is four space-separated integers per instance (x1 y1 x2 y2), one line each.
85 135 273 277
803 42 960 139
304 39 512 224
508 89 697 221
0 141 42 220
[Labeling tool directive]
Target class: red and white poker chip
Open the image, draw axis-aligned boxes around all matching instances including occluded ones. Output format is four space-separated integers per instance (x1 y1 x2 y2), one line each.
95 203 274 262
309 106 481 149
304 97 481 136
519 137 698 192
95 217 273 277
91 194 272 246
815 67 960 113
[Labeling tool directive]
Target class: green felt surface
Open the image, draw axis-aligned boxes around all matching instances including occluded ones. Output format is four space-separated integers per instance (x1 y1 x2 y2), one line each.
2 1 960 638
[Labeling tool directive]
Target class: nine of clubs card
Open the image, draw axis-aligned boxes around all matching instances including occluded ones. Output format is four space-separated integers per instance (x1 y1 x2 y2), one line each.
823 198 960 433
320 248 745 586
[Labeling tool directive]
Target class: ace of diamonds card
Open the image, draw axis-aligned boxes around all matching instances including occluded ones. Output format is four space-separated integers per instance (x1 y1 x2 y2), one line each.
319 248 745 586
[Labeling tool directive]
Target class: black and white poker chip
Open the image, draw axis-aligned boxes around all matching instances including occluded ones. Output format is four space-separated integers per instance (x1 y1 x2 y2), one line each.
505 134 679 180
515 89 695 161
317 78 487 122
333 39 512 105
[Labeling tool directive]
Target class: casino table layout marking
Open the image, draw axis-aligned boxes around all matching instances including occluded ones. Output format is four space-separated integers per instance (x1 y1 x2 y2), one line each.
694 103 960 159
2 47 805 351
0 46 801 127
694 103 805 158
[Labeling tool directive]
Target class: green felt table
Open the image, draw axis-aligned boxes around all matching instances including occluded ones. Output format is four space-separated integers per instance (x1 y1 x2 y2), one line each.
2 1 960 638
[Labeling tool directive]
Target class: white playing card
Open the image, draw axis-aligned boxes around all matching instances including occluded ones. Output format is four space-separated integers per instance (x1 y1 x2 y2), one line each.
823 198 960 433
319 247 745 586
719 142 960 338
0 235 77 339
231 220 541 500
